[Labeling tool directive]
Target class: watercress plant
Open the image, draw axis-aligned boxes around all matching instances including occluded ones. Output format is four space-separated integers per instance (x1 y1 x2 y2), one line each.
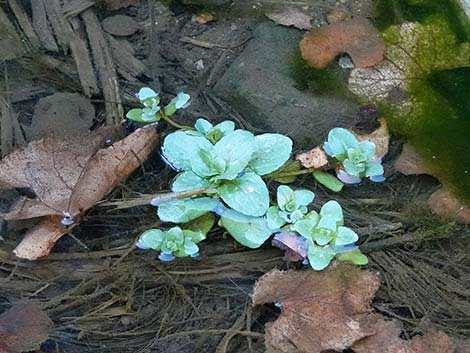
128 88 380 271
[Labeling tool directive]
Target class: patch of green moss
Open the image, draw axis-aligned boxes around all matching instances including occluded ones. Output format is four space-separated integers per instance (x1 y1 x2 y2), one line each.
289 49 353 99
377 19 470 201
374 0 470 41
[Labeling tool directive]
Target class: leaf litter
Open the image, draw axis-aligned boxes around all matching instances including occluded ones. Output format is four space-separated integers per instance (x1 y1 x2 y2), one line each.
0 304 52 353
300 17 385 69
252 265 455 353
0 124 159 260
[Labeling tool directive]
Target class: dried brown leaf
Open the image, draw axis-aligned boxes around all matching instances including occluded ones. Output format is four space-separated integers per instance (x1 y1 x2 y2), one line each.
394 143 429 175
0 125 159 259
295 146 328 169
0 304 52 353
300 17 385 69
266 7 312 30
354 117 389 160
428 189 470 224
352 314 455 353
252 265 381 353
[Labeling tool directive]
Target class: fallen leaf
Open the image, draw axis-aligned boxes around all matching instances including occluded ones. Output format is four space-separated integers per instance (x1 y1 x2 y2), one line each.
252 265 381 353
394 143 429 175
105 0 139 11
253 267 456 353
300 17 385 69
0 125 159 260
352 314 455 353
271 232 307 262
295 146 328 168
354 117 389 160
266 7 312 30
428 188 470 224
0 304 52 353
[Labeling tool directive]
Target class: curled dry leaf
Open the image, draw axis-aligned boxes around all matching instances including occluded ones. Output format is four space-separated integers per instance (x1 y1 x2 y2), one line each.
266 7 312 30
428 189 470 225
0 304 52 353
253 267 456 353
352 314 455 353
0 125 159 260
300 17 385 69
295 146 328 169
252 265 381 353
354 117 389 160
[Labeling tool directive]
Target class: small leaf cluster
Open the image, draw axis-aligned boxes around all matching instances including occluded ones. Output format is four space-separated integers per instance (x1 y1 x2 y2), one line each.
162 118 293 217
267 185 367 270
323 128 385 184
126 87 190 123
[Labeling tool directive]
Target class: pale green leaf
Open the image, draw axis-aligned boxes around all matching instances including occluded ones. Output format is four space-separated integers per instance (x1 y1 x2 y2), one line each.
319 200 343 224
137 229 165 250
162 131 213 171
335 226 358 246
171 171 212 192
248 133 293 175
220 209 272 248
218 172 269 217
157 197 219 223
266 206 286 230
308 244 336 271
212 130 256 180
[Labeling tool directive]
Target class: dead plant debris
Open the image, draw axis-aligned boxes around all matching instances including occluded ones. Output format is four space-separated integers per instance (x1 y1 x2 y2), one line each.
252 266 455 353
0 304 52 353
0 125 159 260
300 17 385 69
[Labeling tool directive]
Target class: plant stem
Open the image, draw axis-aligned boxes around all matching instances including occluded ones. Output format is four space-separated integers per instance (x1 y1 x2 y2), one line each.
158 111 192 130
270 167 316 178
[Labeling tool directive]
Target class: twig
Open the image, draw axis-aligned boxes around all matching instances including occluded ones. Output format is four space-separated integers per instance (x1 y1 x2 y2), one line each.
216 305 248 353
180 35 252 49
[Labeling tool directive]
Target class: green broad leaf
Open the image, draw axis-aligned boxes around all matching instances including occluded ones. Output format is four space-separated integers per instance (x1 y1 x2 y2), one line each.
126 108 145 122
182 213 215 236
138 229 165 250
308 244 336 271
171 171 212 192
358 141 376 160
248 133 293 175
266 206 286 230
293 189 315 207
272 160 301 184
218 172 269 217
220 209 272 248
190 149 226 178
365 162 384 177
335 226 358 246
183 238 199 255
343 159 363 177
313 228 334 246
195 118 213 134
336 249 368 265
157 197 219 223
213 120 235 136
292 211 319 239
317 215 338 231
162 131 213 171
312 170 344 192
327 128 359 159
213 130 256 180
277 185 295 212
319 200 343 224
